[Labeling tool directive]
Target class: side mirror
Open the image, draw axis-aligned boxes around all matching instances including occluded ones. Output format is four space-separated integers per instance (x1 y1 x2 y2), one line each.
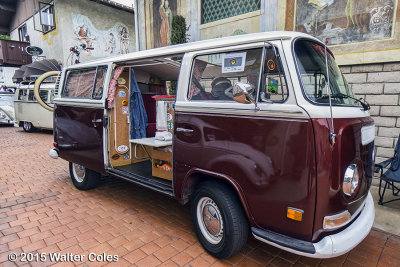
232 82 259 111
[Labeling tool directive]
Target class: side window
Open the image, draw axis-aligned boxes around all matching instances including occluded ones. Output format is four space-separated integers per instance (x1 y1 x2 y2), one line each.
188 48 263 101
62 66 107 99
63 69 96 98
18 90 27 100
259 47 288 103
39 90 49 102
92 67 107 99
28 90 35 101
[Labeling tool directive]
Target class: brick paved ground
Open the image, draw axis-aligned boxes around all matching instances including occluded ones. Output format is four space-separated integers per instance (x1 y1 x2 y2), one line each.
0 126 399 267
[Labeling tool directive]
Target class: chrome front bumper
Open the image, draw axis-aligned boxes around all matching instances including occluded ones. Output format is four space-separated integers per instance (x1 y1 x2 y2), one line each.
252 191 375 258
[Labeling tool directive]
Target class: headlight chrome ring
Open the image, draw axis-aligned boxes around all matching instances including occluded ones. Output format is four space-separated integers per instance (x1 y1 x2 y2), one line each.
343 163 359 197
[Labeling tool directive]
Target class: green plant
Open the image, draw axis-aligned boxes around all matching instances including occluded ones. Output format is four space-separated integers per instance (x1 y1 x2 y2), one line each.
0 35 11 40
169 80 177 95
171 15 189 45
232 29 247 36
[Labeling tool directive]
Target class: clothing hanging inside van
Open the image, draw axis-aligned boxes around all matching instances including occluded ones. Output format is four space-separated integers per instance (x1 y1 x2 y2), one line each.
129 69 148 139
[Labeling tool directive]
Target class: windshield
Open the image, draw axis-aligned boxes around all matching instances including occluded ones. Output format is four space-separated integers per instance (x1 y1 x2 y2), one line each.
294 40 360 107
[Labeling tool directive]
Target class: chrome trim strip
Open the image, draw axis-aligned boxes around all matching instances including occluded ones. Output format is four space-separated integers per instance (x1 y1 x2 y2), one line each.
175 106 307 118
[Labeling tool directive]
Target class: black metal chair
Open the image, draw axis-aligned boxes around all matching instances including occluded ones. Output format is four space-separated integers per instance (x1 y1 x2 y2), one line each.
375 135 400 205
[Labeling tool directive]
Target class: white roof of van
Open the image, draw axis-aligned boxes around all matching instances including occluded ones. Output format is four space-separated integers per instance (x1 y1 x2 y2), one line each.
67 31 322 69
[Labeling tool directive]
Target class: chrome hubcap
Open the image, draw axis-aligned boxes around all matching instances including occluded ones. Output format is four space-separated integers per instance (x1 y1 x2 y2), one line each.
197 197 223 244
72 163 85 183
24 122 31 130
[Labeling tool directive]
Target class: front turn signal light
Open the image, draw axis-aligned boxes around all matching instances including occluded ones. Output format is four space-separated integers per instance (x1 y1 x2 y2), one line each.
323 211 351 230
287 208 303 221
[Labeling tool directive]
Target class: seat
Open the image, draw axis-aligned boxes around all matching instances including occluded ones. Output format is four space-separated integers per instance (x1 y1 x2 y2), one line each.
142 94 157 137
375 135 400 205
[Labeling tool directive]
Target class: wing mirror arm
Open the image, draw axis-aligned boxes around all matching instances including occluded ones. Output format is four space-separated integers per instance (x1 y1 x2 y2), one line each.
232 82 260 111
247 95 260 111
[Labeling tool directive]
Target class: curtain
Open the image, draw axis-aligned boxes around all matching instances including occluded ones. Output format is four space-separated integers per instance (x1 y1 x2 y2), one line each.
107 66 124 108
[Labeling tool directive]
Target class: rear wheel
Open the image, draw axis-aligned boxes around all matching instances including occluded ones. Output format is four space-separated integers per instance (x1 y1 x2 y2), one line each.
69 162 100 190
22 121 34 132
191 181 249 259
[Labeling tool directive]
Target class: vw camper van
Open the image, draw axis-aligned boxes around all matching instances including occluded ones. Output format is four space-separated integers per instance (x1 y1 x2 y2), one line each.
14 82 54 132
37 32 375 259
0 91 16 125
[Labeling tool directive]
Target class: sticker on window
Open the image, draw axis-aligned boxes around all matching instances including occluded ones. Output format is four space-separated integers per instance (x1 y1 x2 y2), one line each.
222 52 246 73
268 78 278 94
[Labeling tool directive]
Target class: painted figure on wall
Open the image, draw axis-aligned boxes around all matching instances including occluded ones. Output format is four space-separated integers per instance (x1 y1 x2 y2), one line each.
71 13 132 58
119 27 129 54
153 0 177 48
75 24 96 53
295 0 395 45
159 0 173 46
105 32 116 54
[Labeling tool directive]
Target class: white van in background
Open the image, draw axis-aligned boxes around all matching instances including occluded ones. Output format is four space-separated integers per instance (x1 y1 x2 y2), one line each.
14 83 54 132
0 91 16 125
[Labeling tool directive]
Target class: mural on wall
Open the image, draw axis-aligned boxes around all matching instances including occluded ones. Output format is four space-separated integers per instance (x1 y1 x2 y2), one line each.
295 0 395 45
153 0 177 48
72 13 130 57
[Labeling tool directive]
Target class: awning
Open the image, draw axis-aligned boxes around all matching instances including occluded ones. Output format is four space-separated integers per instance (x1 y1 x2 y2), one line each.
12 59 61 83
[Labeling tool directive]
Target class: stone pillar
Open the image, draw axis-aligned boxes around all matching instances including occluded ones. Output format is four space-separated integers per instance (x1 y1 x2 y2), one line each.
260 0 277 32
186 0 201 42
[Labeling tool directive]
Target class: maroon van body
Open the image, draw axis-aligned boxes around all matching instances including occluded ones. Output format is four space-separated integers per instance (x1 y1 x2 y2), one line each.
48 32 375 259
54 104 105 174
173 113 317 241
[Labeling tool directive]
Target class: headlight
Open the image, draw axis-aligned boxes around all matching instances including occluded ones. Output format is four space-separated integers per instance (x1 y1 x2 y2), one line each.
343 164 359 197
0 111 5 119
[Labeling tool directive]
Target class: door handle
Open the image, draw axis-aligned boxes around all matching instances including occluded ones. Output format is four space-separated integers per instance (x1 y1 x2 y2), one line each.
176 127 194 133
92 119 102 123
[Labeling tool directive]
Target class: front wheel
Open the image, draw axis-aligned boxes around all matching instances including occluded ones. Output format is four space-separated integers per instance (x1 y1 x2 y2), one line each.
69 162 100 190
22 121 35 132
191 181 249 259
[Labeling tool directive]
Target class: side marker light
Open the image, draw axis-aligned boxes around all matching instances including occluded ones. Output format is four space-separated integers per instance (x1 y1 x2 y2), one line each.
287 208 303 221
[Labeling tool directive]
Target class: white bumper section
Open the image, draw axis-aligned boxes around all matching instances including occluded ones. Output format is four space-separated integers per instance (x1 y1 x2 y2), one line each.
253 191 375 258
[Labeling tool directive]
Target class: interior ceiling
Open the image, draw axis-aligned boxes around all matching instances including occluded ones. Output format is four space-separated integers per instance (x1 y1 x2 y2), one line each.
0 0 16 35
128 59 181 81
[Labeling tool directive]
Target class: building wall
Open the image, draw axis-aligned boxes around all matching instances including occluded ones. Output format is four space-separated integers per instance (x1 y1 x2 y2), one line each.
140 0 274 49
342 62 400 168
10 0 53 33
10 0 136 66
200 11 261 40
10 12 63 62
56 0 135 65
0 67 19 87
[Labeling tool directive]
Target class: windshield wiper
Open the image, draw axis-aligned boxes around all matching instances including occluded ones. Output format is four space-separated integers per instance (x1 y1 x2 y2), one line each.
316 93 370 111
